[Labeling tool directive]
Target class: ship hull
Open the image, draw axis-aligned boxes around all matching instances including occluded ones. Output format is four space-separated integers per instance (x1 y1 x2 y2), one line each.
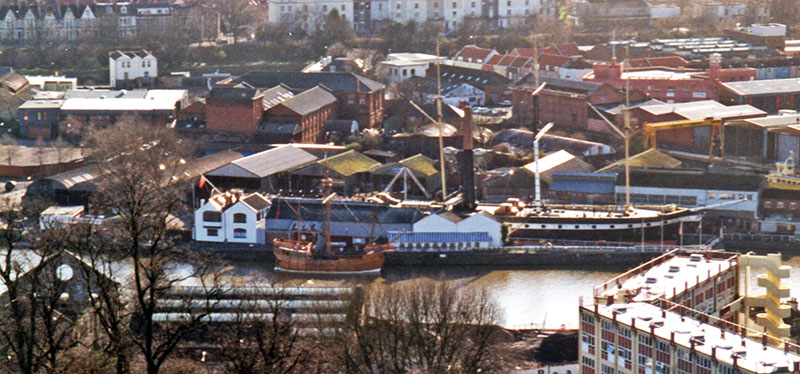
496 206 701 244
273 240 388 274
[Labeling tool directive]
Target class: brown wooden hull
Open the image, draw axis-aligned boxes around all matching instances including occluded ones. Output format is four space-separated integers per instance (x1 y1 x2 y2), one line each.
272 240 388 274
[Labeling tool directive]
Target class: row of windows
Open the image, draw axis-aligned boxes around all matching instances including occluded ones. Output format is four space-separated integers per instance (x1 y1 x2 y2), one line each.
203 211 251 223
119 60 152 68
764 200 800 210
206 228 247 238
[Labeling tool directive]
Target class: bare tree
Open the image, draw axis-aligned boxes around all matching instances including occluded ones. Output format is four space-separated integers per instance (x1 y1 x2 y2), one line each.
328 280 505 374
0 198 79 374
82 121 222 374
213 287 307 374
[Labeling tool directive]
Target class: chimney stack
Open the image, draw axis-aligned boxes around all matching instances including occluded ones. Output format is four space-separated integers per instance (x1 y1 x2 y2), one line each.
459 106 476 210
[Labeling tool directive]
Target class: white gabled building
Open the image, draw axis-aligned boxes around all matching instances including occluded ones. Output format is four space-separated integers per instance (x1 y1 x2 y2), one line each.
109 50 157 89
194 191 270 244
404 211 503 247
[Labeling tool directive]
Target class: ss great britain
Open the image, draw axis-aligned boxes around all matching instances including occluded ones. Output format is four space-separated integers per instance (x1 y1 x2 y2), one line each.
272 189 393 274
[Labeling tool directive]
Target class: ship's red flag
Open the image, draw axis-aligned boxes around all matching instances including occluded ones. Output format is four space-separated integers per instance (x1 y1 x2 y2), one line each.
198 175 208 188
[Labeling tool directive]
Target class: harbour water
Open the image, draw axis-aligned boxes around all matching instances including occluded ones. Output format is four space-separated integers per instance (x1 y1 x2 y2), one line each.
225 253 800 330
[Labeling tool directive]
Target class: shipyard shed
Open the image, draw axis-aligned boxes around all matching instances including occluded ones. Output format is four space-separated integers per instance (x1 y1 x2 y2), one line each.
204 145 317 193
548 172 617 204
290 150 380 196
370 154 440 198
725 113 800 163
617 168 762 220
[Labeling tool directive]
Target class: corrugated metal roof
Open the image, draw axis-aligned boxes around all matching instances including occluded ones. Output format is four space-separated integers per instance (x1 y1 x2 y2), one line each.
722 78 800 97
222 145 317 178
389 231 491 243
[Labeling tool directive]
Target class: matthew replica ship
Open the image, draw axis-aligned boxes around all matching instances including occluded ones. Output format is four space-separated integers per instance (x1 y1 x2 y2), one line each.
272 189 393 274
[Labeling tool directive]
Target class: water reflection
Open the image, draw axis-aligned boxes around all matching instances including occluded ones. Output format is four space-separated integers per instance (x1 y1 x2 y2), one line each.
221 254 800 330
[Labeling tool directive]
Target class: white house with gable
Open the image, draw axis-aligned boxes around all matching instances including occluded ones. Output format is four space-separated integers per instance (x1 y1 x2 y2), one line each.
194 191 270 244
109 50 157 89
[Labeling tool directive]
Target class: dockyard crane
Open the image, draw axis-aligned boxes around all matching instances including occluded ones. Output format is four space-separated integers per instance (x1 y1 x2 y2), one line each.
642 117 724 160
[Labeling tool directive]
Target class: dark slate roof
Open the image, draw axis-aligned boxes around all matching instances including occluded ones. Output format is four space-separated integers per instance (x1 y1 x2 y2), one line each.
623 168 762 191
256 123 301 136
549 172 616 194
399 76 476 96
407 102 464 120
266 198 423 224
277 85 337 116
109 50 154 60
207 85 259 100
515 75 602 94
389 231 491 243
435 65 510 89
182 150 244 180
232 72 384 93
241 193 270 211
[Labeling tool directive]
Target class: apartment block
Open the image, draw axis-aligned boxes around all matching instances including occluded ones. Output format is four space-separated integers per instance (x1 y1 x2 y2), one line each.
578 302 800 374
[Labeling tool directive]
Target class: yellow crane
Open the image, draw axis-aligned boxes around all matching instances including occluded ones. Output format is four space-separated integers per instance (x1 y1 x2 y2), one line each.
643 117 724 159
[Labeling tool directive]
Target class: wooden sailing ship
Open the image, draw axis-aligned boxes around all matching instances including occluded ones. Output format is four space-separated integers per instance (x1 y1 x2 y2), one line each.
272 180 393 274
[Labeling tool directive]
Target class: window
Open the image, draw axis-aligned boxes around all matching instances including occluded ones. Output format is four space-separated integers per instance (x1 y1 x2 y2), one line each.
142 61 146 67
233 213 247 223
322 4 327 11
452 1 456 7
341 4 345 10
617 327 631 338
583 357 596 369
638 334 652 345
507 0 511 5
203 211 222 222
582 332 595 347
601 364 615 374
601 340 615 355
434 2 439 7
656 340 670 353
233 228 247 238
582 313 595 324
415 2 419 8
206 228 218 236
471 1 475 6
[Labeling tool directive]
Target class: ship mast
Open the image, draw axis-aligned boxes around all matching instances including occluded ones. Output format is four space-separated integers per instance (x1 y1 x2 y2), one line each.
623 45 631 209
436 39 447 201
